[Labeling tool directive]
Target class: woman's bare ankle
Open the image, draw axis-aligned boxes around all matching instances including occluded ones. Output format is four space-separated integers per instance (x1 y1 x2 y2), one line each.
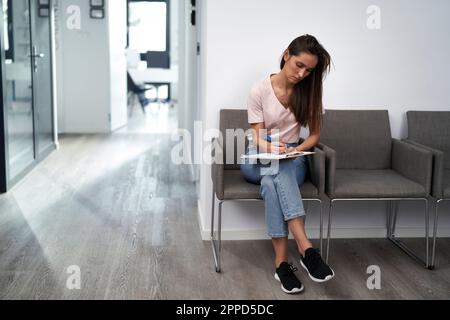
298 243 313 257
275 259 288 269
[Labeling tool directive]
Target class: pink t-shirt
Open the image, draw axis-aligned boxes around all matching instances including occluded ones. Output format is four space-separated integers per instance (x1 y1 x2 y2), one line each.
247 75 301 144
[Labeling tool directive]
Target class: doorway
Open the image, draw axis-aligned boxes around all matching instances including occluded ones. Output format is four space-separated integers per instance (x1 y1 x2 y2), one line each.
0 0 55 192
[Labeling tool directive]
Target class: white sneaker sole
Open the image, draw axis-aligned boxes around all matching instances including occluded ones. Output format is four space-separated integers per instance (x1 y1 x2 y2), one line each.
300 259 335 283
274 273 304 294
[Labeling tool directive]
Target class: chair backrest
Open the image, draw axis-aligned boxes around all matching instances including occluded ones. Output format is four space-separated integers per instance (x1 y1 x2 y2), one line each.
321 110 392 169
127 72 140 93
407 111 450 169
146 51 170 69
220 109 250 170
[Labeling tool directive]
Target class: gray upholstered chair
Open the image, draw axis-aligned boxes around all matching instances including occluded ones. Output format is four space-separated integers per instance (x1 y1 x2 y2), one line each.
404 111 450 269
211 109 326 272
318 110 434 268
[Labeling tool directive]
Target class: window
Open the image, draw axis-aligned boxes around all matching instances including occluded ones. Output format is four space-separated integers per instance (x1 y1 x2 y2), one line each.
2 0 9 51
3 0 14 61
128 0 170 68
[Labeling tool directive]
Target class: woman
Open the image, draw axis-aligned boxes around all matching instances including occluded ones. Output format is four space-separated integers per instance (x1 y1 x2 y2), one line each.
240 35 334 294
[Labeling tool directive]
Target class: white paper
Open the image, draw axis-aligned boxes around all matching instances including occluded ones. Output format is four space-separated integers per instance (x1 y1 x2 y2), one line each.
241 151 315 160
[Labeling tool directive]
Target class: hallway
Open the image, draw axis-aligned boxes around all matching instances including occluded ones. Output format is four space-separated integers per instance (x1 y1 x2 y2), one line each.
0 108 204 299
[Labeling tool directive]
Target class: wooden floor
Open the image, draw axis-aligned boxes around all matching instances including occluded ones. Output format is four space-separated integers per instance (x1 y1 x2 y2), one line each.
0 107 449 300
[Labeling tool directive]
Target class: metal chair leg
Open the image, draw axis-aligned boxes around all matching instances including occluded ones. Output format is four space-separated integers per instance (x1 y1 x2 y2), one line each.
430 199 440 270
386 201 393 238
217 201 223 272
210 187 221 273
425 198 430 268
326 199 334 264
391 201 398 237
211 194 223 272
319 199 323 255
210 195 324 272
388 199 430 268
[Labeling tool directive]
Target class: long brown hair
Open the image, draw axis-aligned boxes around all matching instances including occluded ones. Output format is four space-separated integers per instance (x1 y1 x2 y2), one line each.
280 35 331 133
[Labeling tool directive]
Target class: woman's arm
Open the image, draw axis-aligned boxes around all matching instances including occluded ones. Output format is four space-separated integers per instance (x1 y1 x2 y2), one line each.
288 129 320 152
250 123 286 154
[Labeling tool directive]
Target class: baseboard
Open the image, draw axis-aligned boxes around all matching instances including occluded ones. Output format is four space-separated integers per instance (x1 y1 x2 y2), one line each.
197 197 450 240
197 199 207 239
199 224 450 241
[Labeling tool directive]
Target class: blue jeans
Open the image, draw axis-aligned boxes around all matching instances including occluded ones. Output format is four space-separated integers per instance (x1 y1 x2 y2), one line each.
240 142 307 238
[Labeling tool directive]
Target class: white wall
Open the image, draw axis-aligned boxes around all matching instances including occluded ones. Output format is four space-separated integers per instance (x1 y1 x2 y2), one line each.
177 0 188 134
54 0 64 134
50 0 59 147
108 0 127 131
178 0 201 183
55 0 127 133
170 0 179 101
198 0 450 240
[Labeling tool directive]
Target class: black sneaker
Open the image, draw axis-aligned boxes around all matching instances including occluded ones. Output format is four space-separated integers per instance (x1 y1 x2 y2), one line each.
300 248 335 283
274 262 304 294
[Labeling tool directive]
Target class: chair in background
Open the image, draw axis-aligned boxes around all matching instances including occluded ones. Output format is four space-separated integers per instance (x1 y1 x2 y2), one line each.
127 71 152 114
318 110 433 268
210 109 326 272
127 48 175 110
404 111 450 269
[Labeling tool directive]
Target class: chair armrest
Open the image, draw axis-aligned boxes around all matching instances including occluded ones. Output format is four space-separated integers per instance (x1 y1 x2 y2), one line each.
298 138 325 196
317 142 337 198
307 147 325 197
211 137 225 200
403 139 444 198
392 139 433 195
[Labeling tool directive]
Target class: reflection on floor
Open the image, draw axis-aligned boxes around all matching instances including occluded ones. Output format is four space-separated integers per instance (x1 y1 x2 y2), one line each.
118 102 178 135
7 101 34 179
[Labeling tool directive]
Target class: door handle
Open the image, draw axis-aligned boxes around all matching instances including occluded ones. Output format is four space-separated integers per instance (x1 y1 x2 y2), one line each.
29 46 45 72
28 53 45 58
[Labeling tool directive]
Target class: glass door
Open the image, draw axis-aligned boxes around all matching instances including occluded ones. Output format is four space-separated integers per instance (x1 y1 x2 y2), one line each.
0 0 54 190
2 0 35 180
30 0 53 156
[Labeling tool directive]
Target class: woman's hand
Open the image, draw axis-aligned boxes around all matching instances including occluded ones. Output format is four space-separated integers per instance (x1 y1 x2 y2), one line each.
268 142 287 154
286 146 298 153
